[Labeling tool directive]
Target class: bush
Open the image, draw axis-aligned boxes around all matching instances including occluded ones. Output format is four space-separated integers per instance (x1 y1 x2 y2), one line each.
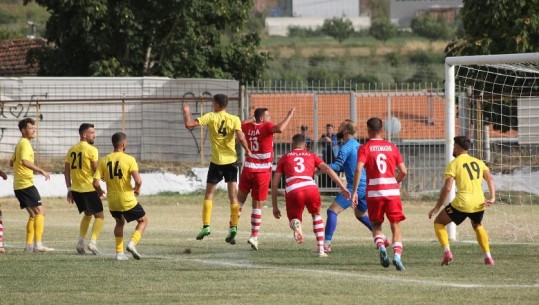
321 17 354 44
369 18 397 42
408 50 444 64
410 15 451 40
287 26 322 38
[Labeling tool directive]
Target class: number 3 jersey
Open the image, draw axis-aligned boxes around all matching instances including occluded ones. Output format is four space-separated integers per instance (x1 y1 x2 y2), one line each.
65 141 99 192
358 138 403 202
445 153 489 213
94 152 139 211
242 121 275 172
275 148 323 194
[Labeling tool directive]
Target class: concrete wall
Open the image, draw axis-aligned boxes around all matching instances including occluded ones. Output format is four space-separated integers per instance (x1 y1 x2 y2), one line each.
265 16 371 36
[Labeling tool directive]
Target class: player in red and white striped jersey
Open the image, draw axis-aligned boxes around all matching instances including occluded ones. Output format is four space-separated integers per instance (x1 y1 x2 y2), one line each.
238 107 295 250
272 134 350 257
352 117 407 270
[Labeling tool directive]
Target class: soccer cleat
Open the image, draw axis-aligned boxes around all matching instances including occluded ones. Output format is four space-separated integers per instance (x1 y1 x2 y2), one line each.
76 240 85 254
88 242 99 255
247 237 258 251
484 257 495 265
290 219 304 244
324 245 332 253
393 257 405 271
225 226 237 245
196 226 211 240
126 244 141 260
319 251 329 258
441 251 453 266
23 245 34 253
116 253 129 261
0 247 6 253
378 246 390 268
34 245 55 253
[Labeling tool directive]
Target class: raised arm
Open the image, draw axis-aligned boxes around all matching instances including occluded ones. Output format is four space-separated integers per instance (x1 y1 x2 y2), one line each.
273 107 295 134
182 104 200 129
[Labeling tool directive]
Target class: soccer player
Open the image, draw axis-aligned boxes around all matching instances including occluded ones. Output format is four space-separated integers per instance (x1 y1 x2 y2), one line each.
323 120 390 252
182 94 251 244
0 169 8 253
93 132 148 261
64 123 104 255
428 136 496 266
352 117 407 271
271 134 351 257
11 118 53 253
238 107 295 250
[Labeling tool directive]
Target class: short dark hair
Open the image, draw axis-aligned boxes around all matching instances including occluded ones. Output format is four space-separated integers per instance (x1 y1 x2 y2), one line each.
213 94 229 108
112 132 127 149
79 123 94 136
454 136 471 151
300 125 308 131
254 108 268 123
18 118 35 131
326 123 333 128
366 117 383 133
292 134 306 146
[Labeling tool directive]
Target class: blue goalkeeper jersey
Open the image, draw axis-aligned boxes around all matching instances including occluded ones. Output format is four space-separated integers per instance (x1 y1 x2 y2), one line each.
328 138 366 192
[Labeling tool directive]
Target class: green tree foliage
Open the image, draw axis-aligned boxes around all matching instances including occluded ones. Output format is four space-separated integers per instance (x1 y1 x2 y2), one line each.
23 0 270 83
321 17 354 44
410 15 451 40
446 0 539 56
369 18 397 42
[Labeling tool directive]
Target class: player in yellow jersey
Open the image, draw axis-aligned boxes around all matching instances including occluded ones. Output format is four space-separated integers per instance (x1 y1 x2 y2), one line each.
0 169 8 253
65 123 104 255
93 132 148 261
182 94 251 244
11 118 53 253
428 136 496 266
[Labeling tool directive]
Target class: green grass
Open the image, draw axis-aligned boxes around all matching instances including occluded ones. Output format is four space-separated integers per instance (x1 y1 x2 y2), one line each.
1 194 538 304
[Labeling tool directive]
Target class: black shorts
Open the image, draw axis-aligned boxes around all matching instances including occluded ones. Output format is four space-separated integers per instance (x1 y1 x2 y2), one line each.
110 203 146 223
15 185 42 209
207 162 238 184
72 191 103 214
445 203 484 225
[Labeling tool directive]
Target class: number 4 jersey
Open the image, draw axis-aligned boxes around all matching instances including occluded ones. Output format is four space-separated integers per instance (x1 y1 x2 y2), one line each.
94 151 139 211
358 138 404 202
242 121 275 172
275 148 323 194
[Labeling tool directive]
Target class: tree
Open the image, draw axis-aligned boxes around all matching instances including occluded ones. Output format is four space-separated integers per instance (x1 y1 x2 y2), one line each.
23 0 270 84
410 15 451 40
445 0 539 56
369 18 397 42
321 17 354 44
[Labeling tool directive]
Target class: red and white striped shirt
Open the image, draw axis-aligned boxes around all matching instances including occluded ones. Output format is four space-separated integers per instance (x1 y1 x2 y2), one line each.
275 149 322 194
242 121 275 172
358 138 403 201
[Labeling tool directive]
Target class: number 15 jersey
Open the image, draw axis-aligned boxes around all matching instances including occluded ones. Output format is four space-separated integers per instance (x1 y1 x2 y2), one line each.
94 152 138 211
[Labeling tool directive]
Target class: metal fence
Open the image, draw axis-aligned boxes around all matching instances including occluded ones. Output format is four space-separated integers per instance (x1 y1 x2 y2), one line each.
0 77 448 195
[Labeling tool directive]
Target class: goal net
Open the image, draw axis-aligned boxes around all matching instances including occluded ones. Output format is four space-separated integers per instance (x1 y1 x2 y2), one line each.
445 53 539 242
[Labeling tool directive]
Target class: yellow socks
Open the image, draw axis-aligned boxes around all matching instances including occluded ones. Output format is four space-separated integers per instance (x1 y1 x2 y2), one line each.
474 225 491 254
230 202 240 227
80 215 92 239
91 218 104 241
26 217 35 245
34 214 45 243
434 223 449 248
130 230 142 245
202 200 213 226
115 237 124 254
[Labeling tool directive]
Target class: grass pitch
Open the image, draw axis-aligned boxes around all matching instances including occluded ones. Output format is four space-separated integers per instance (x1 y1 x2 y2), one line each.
0 193 538 305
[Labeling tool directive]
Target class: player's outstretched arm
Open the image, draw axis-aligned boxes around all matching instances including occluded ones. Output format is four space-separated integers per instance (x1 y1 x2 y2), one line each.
483 169 496 207
181 104 200 129
428 176 454 219
273 107 295 134
271 172 282 219
318 162 351 199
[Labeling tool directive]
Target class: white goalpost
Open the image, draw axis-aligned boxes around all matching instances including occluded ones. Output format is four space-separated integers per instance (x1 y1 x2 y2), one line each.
445 53 539 242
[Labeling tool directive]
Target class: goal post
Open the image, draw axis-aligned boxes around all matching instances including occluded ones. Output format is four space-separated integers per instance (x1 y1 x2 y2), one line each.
445 53 539 242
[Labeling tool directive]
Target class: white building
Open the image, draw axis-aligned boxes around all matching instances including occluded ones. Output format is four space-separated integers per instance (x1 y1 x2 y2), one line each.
390 0 463 26
292 0 360 17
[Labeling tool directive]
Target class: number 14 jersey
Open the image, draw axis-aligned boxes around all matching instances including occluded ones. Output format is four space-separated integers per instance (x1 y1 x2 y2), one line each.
94 151 138 211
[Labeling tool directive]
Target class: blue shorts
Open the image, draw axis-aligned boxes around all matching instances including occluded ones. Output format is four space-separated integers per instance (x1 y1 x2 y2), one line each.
335 187 367 212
